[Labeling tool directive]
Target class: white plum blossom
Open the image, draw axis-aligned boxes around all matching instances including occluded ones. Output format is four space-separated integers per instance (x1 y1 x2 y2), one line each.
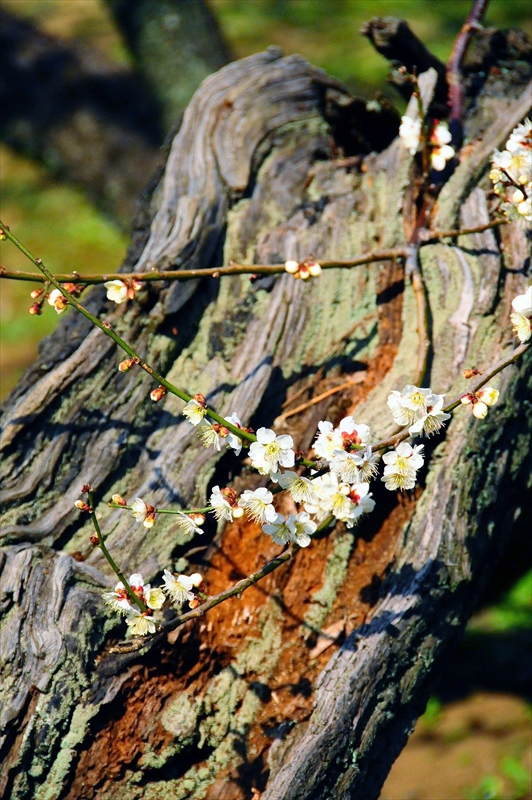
144 587 166 610
313 420 343 461
460 387 500 419
330 449 370 484
381 442 424 491
277 471 318 505
239 487 277 524
314 417 370 463
348 482 376 520
197 420 222 450
125 609 157 636
130 497 156 528
490 118 532 227
510 286 532 343
304 472 359 528
224 412 245 455
47 288 68 314
399 116 421 155
387 385 450 435
104 280 129 304
103 573 163 615
506 118 532 153
174 512 204 537
248 428 295 475
430 121 455 171
209 485 242 522
182 395 207 425
161 569 195 604
262 512 317 548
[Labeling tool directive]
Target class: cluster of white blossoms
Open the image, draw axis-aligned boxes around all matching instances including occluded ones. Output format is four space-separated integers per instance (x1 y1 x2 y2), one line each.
102 570 204 636
100 275 532 637
490 118 532 227
399 117 455 171
510 286 532 343
387 385 450 435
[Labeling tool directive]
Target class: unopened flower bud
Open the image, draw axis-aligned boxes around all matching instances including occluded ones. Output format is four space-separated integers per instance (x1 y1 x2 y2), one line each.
111 494 127 506
189 572 204 589
0 227 7 240
463 368 482 379
299 265 311 280
89 534 99 545
118 358 136 372
232 506 244 519
75 500 92 512
150 385 167 402
62 283 81 295
190 513 205 526
213 424 229 438
284 260 299 274
81 484 92 493
188 597 202 609
30 288 44 299
307 261 322 277
29 303 42 315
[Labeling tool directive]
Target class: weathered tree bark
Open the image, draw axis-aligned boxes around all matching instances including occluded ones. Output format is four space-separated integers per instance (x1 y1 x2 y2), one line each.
0 1 230 226
1 26 531 800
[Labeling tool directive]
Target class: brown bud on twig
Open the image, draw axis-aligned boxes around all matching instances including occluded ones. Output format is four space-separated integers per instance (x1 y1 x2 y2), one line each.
29 303 42 315
75 500 92 512
111 494 127 506
89 535 99 545
150 385 167 402
81 484 92 493
463 368 482 379
118 358 136 372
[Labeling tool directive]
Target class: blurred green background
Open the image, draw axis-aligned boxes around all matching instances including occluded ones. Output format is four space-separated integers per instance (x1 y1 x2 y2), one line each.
0 3 531 797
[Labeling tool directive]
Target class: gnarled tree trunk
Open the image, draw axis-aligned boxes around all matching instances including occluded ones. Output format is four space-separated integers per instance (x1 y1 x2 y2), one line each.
1 25 531 800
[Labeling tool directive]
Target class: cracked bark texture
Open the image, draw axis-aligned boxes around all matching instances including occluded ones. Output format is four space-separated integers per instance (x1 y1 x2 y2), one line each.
1 28 531 800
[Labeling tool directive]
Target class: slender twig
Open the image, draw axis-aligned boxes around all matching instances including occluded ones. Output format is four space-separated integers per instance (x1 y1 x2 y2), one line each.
419 218 508 242
0 220 256 445
281 313 377 411
88 491 148 613
109 514 337 653
277 378 366 422
447 0 490 140
108 503 211 515
444 340 531 411
369 340 531 455
0 248 408 286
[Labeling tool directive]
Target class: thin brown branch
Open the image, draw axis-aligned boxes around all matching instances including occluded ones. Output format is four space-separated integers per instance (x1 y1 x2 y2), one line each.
370 340 531 455
281 313 377 411
109 547 297 653
0 249 408 286
444 340 531 411
277 376 366 422
447 0 491 134
419 218 508 242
